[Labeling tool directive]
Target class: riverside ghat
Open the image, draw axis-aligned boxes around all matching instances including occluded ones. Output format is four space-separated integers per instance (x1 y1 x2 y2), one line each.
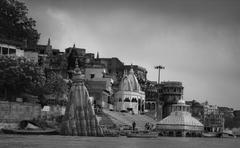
2 61 232 138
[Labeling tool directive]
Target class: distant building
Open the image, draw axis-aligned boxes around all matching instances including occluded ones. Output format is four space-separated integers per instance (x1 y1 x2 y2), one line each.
24 51 38 63
0 39 24 57
201 102 224 132
36 38 53 67
85 53 95 66
157 81 184 120
204 113 224 132
202 102 219 115
96 57 124 83
65 45 97 78
85 66 114 110
85 66 106 80
145 81 158 111
114 67 145 114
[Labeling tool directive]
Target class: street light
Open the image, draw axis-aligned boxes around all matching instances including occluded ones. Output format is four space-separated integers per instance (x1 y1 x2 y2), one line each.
154 65 165 121
155 65 165 84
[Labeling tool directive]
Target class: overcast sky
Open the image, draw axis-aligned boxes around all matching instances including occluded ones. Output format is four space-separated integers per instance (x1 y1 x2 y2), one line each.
24 0 240 109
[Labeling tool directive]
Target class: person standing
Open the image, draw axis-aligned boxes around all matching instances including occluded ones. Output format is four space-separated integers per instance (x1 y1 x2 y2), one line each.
132 121 136 131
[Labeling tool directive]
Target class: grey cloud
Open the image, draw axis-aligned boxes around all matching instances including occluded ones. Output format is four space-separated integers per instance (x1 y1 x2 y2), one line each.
23 0 240 109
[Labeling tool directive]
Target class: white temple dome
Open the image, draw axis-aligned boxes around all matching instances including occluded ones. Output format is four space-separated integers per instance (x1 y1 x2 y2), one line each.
156 111 204 127
156 98 203 131
119 68 141 92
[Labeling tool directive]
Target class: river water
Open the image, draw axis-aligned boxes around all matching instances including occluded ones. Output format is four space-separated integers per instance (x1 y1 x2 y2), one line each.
0 135 239 148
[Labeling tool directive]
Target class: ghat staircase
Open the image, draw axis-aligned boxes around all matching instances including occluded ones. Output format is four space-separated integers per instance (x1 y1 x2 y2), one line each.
97 109 157 130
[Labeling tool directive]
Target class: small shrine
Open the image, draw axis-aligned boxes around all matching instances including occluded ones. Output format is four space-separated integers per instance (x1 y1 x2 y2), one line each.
156 99 204 137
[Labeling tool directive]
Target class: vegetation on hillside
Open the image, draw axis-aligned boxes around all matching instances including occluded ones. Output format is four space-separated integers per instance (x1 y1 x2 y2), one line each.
0 0 40 46
0 56 68 104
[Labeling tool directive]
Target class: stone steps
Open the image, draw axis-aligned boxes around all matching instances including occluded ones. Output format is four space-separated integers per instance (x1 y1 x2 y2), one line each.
102 109 157 130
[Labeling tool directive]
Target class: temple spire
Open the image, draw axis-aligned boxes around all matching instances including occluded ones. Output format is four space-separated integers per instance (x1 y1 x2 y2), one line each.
47 38 51 46
96 52 99 59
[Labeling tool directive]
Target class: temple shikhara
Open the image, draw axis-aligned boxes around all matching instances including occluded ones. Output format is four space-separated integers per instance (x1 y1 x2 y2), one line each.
61 61 102 136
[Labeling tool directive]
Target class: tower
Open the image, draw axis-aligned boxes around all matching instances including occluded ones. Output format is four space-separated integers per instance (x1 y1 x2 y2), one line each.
157 81 184 119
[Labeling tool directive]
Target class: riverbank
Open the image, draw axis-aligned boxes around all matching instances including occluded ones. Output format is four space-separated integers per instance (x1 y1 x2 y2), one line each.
0 134 239 148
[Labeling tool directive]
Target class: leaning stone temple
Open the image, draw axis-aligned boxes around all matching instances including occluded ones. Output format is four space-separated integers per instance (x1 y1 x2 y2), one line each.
61 62 102 136
156 99 204 137
114 67 145 114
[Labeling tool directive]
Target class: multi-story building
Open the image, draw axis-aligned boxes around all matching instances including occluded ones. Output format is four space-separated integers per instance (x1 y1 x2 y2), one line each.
203 113 224 132
65 45 96 78
96 57 124 83
0 39 24 57
202 102 219 115
202 102 224 132
85 66 114 110
145 81 158 111
157 81 184 119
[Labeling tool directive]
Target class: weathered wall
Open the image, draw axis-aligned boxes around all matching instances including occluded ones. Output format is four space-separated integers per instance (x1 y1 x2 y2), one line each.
0 101 41 123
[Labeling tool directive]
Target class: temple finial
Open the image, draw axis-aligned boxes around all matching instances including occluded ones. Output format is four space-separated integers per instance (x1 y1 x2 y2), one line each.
48 38 51 46
97 52 99 59
129 64 134 74
72 58 85 82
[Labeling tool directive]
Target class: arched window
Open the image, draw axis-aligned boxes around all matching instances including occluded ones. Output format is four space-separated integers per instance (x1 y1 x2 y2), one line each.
124 98 130 102
132 98 137 102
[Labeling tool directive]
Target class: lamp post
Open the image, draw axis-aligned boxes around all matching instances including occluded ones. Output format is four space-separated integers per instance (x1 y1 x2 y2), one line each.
154 65 165 121
155 65 165 84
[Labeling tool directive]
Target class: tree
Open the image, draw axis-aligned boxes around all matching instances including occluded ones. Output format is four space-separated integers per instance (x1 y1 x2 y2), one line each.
0 0 40 46
0 56 45 101
44 71 68 99
0 56 69 104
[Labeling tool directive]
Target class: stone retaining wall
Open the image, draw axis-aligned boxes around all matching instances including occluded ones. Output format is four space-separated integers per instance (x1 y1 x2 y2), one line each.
0 101 41 124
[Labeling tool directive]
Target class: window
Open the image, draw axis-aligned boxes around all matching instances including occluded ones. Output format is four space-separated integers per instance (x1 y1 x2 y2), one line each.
132 98 137 102
2 47 8 55
119 98 122 102
9 48 16 54
90 74 95 79
124 98 130 102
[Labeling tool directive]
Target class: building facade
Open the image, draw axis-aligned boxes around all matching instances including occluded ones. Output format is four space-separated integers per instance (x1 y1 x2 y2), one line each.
0 39 24 57
96 57 124 83
85 66 114 110
156 81 184 120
